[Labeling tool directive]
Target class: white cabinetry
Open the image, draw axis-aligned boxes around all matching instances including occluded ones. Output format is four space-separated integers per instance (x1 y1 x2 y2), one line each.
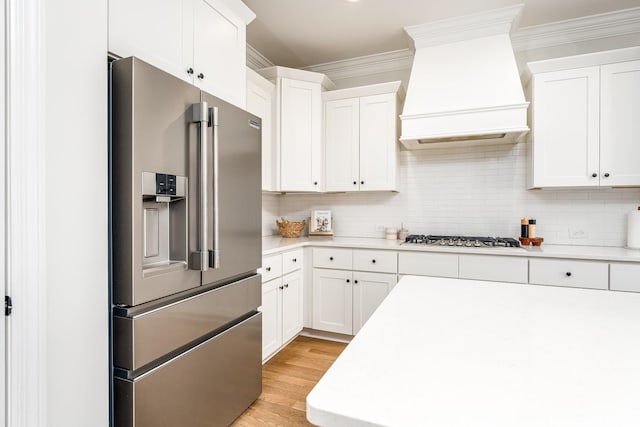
259 249 303 361
109 0 254 108
399 252 527 284
313 268 353 334
398 252 458 278
527 47 640 188
323 82 403 192
312 248 397 335
610 263 640 292
257 67 335 192
459 255 528 284
529 258 608 290
246 69 276 191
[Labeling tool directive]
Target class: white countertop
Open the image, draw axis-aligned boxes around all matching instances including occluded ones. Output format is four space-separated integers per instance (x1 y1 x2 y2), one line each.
306 276 640 426
262 235 640 262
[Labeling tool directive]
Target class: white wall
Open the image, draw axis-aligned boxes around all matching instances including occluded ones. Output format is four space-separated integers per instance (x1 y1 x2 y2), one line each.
45 0 109 425
274 142 640 247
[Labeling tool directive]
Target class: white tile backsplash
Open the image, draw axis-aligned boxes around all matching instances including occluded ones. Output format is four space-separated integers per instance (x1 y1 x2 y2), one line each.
267 142 640 247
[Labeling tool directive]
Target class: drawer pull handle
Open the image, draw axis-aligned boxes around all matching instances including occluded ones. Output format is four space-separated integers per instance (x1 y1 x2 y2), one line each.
566 272 572 277
266 267 271 272
372 259 376 264
329 257 334 261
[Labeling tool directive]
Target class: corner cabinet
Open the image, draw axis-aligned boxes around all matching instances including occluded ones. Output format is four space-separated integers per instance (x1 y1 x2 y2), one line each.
312 248 398 335
323 82 404 192
256 67 335 192
109 0 254 108
527 47 640 188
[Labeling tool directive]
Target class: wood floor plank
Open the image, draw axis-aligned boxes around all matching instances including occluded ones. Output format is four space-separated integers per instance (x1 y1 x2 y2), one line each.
232 336 347 426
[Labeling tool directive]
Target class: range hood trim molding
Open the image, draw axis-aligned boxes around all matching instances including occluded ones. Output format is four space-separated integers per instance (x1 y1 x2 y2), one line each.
404 4 524 50
400 101 530 120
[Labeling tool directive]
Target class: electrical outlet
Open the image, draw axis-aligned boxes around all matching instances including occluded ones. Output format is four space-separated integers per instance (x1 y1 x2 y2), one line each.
569 228 588 239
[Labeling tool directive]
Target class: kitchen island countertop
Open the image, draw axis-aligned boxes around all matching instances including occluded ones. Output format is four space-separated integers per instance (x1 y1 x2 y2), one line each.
306 275 640 426
262 235 640 262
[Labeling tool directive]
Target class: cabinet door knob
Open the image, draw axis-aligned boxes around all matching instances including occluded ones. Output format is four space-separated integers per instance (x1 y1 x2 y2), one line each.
360 181 364 185
354 280 358 284
371 259 376 264
284 284 289 288
313 181 318 185
279 285 284 290
604 173 610 178
346 279 350 283
592 173 597 178
197 72 205 79
353 181 357 185
566 272 572 277
266 267 271 272
187 67 194 75
329 257 334 261
292 258 297 262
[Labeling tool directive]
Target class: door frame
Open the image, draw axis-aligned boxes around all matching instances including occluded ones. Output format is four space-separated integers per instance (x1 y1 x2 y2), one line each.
5 0 48 425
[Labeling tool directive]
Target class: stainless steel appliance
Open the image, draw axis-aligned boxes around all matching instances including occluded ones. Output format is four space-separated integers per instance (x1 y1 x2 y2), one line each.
403 235 521 247
110 57 262 426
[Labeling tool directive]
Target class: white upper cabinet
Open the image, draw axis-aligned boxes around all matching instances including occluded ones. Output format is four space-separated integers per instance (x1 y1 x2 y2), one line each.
324 98 360 191
257 67 335 192
323 82 403 192
246 69 276 191
527 47 640 188
109 0 254 108
600 60 640 186
280 78 322 191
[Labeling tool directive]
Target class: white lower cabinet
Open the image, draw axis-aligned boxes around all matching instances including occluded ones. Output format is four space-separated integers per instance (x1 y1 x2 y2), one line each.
260 250 303 361
459 255 528 284
529 258 608 290
312 268 353 335
261 277 282 359
352 272 397 334
281 270 303 343
398 252 458 278
609 263 640 292
312 248 398 335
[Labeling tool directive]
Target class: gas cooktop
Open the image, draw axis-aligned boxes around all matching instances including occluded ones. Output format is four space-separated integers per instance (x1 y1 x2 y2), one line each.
404 235 521 248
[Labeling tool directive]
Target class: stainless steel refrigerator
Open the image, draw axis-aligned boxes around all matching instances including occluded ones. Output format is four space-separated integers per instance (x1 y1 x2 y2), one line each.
110 57 262 426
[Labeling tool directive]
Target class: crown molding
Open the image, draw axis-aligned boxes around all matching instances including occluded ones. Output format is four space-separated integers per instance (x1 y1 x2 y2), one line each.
246 44 274 70
404 4 523 50
303 49 413 82
512 7 640 52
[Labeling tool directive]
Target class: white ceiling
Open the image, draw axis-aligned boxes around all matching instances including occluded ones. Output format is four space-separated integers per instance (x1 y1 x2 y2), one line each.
241 0 639 68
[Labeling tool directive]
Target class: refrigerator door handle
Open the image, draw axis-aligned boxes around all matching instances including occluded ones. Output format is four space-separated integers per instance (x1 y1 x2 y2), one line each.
209 106 220 269
189 102 210 272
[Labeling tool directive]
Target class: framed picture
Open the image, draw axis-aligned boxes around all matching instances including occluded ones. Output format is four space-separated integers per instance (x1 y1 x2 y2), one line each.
310 210 333 236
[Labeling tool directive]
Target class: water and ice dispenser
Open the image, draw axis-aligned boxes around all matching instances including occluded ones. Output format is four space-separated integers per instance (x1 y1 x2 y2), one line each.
141 171 188 277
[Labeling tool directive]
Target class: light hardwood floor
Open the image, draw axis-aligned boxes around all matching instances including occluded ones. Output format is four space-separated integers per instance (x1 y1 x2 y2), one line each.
232 336 348 426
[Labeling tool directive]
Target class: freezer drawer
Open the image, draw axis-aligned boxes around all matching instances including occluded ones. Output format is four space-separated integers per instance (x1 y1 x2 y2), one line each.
114 313 262 427
114 274 261 371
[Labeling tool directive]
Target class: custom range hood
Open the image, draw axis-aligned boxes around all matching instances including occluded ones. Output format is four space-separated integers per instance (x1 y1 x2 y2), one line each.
400 4 529 149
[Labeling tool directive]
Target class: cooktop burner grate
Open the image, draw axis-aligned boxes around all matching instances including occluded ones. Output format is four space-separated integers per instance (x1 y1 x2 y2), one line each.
404 235 520 248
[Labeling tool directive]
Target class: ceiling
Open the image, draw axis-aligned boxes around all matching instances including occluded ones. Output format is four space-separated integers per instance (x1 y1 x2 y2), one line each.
241 0 639 68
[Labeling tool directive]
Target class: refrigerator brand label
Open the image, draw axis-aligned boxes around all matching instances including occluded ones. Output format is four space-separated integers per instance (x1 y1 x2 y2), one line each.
248 119 261 130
